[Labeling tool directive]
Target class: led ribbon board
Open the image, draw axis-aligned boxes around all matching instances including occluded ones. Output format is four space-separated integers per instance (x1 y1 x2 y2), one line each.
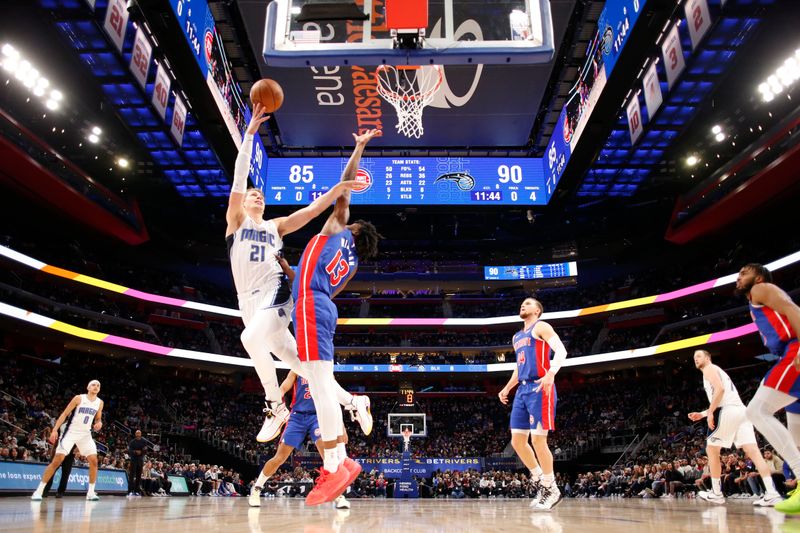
0 300 759 371
1 244 798 324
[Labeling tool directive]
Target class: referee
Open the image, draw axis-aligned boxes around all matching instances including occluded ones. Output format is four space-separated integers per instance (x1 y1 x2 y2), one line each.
127 430 147 496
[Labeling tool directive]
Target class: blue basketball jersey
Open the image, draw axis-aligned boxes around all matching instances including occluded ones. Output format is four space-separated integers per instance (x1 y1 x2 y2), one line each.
750 302 797 355
290 376 316 412
292 229 358 301
512 321 552 382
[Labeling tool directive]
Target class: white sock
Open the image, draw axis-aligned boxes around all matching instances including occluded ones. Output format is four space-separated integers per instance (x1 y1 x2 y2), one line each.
530 466 543 481
540 473 554 488
337 442 347 463
34 482 45 495
255 472 269 489
88 483 96 494
762 475 778 494
338 388 354 407
324 448 339 473
711 478 721 495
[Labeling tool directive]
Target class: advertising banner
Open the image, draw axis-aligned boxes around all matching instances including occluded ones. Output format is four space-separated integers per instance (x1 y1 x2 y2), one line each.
0 461 128 493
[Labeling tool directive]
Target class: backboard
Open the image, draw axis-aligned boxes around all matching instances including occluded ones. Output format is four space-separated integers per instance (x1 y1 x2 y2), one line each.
263 0 554 66
388 413 427 437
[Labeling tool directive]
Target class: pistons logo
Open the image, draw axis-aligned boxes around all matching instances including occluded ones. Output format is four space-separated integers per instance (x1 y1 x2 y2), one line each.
518 353 525 365
529 415 535 425
314 428 321 438
352 168 373 194
204 31 214 66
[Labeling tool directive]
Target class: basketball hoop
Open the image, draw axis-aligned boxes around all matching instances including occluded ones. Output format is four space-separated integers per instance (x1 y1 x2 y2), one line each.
375 64 443 139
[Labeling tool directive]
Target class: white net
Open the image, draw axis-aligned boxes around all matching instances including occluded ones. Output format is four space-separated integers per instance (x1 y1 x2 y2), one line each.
376 65 443 139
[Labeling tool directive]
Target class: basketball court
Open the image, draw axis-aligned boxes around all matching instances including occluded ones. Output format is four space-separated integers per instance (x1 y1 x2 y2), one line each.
2 0 800 531
2 497 790 532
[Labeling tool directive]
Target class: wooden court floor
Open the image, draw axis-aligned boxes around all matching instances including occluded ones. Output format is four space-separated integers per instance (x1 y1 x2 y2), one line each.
2 496 797 532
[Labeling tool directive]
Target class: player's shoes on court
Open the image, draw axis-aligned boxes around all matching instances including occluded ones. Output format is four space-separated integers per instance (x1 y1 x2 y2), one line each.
775 488 800 514
346 395 373 436
534 485 562 511
256 401 290 442
334 495 351 509
306 467 350 506
529 479 542 507
248 488 262 507
698 490 725 504
342 457 362 487
754 492 783 507
30 493 43 501
86 492 100 501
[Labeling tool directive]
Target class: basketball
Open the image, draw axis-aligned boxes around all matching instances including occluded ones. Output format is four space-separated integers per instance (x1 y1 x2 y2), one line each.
250 79 284 113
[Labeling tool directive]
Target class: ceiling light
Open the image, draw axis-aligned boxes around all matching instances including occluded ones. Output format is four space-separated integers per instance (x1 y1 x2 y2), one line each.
88 133 99 143
45 99 58 110
33 86 44 96
91 126 102 135
686 155 698 166
50 90 62 101
711 125 721 135
117 157 129 168
2 44 18 58
714 132 725 142
36 77 48 88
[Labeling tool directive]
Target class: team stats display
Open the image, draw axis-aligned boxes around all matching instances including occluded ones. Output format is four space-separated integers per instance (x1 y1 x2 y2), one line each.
263 157 548 206
484 262 578 281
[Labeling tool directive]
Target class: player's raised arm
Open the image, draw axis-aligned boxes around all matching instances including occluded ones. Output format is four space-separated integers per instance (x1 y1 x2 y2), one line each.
322 129 381 235
226 103 270 237
273 180 360 237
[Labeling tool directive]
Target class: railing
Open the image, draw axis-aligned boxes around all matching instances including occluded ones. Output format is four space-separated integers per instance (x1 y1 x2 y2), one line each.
611 434 641 468
0 417 28 435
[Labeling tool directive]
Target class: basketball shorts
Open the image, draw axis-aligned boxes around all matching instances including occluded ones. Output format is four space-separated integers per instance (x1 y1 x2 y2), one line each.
293 294 337 362
280 411 321 449
239 288 293 329
762 341 800 398
706 405 757 449
509 381 557 434
57 432 97 456
786 401 800 415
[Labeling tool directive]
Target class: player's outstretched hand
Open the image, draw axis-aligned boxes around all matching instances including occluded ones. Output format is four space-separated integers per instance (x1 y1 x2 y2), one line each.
93 421 103 432
533 372 555 394
48 430 57 445
498 388 509 405
353 128 382 146
687 412 704 422
246 103 271 135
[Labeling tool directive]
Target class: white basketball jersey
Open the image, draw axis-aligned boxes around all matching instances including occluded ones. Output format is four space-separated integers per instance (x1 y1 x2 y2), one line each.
65 394 101 434
703 365 744 408
227 217 284 297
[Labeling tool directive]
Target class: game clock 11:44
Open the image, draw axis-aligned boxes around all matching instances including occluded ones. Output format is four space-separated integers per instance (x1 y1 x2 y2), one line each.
264 157 549 206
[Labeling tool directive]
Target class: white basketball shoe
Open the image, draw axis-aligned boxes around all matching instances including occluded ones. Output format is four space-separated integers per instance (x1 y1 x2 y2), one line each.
256 401 290 442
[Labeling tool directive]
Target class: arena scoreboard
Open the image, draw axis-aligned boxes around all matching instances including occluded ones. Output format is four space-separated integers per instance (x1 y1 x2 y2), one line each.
484 261 578 281
263 157 548 206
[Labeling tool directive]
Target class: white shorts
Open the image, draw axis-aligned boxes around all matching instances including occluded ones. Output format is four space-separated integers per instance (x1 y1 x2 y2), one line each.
239 290 293 328
707 405 757 449
57 432 97 457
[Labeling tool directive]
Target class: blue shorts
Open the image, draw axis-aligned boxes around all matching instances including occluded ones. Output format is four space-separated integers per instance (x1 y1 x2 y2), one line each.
293 295 337 362
280 411 321 449
510 381 557 432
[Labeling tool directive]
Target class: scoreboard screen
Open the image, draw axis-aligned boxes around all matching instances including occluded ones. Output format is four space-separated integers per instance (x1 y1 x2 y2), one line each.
484 262 578 281
263 157 547 206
